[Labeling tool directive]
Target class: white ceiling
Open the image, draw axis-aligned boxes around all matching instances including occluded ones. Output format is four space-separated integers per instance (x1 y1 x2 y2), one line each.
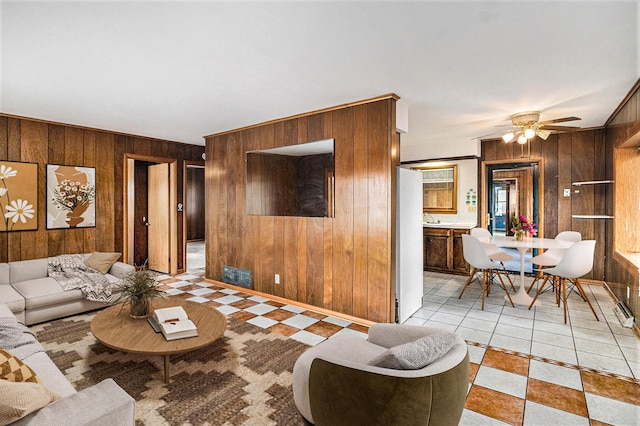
1 1 638 162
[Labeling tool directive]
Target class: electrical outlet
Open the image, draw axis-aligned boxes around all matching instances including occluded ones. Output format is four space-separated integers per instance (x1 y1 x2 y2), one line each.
275 274 280 284
563 189 571 197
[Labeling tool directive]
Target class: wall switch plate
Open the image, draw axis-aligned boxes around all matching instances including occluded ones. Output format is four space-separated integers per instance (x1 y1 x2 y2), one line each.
275 274 280 284
563 189 571 197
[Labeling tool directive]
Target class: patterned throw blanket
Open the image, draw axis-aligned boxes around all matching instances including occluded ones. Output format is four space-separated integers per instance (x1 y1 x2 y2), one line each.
48 254 116 303
0 317 44 360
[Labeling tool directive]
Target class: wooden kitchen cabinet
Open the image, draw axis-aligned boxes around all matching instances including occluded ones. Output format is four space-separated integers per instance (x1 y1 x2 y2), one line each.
423 227 470 275
424 228 449 271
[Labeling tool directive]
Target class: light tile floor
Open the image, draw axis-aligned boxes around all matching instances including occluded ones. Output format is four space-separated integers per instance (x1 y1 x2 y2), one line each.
418 271 640 425
158 269 640 426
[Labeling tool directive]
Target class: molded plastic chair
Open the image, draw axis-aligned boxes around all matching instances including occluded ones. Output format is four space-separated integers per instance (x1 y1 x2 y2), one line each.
459 234 514 310
527 231 582 293
470 227 516 291
528 240 599 324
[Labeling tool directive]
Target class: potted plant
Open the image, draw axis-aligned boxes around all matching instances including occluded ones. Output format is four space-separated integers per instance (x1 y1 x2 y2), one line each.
117 269 164 318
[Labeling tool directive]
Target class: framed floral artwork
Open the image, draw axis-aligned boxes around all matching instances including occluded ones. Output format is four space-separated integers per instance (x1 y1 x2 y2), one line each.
46 164 96 229
0 161 38 232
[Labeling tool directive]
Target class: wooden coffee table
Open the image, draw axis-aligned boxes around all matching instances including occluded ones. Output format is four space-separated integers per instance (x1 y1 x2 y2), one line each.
90 297 227 383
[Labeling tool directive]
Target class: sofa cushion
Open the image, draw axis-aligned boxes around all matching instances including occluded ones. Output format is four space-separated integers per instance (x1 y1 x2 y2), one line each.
368 331 458 370
0 379 60 425
0 286 25 314
84 252 121 274
9 259 49 285
0 264 9 286
0 349 40 383
11 278 83 310
21 352 76 397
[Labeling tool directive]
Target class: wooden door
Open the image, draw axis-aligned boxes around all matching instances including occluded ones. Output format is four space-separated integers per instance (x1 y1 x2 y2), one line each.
148 163 170 273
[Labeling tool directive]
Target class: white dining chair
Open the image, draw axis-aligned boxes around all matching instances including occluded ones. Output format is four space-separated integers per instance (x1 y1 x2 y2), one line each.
470 227 516 291
459 234 515 310
527 240 599 324
527 231 582 294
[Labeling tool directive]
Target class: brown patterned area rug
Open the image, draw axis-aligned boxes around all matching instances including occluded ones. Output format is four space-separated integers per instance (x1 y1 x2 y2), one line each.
30 312 310 426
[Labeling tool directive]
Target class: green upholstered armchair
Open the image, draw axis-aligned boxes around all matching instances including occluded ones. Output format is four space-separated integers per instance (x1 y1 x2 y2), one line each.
293 324 469 426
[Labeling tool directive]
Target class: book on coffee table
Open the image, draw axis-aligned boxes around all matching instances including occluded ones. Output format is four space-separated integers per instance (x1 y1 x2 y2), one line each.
153 306 198 341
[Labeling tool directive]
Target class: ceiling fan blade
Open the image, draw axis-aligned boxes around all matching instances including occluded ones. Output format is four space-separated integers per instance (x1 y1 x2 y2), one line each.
540 125 581 131
538 116 581 125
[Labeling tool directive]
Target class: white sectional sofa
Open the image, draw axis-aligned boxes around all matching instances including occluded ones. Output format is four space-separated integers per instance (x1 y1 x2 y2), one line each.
0 254 133 325
0 254 136 424
0 303 135 425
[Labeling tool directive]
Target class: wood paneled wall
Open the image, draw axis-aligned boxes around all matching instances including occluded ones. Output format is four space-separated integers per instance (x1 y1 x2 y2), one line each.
482 129 607 281
205 96 399 323
0 115 204 270
186 167 205 241
604 79 640 326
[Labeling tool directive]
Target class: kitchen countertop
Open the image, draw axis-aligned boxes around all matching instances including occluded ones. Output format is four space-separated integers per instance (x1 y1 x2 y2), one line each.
422 223 477 229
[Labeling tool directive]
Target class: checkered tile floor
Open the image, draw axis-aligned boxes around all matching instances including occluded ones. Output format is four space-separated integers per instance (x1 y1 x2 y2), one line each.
157 270 640 425
155 271 369 347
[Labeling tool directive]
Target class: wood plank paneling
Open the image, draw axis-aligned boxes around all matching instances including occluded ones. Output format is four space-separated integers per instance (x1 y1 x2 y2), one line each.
332 107 354 315
95 132 115 252
0 114 203 264
352 104 369 319
205 96 398 322
20 121 48 260
366 101 391 322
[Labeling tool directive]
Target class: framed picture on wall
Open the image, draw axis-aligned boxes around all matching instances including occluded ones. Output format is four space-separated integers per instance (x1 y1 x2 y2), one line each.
46 164 96 229
0 161 38 232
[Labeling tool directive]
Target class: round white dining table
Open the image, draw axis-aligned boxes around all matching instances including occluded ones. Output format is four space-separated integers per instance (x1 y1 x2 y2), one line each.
478 235 574 306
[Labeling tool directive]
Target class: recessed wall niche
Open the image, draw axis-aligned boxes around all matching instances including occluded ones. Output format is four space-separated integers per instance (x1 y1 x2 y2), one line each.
246 138 334 218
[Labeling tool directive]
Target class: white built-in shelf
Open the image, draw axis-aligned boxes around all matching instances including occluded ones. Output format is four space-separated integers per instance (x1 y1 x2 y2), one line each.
571 180 615 186
572 215 615 219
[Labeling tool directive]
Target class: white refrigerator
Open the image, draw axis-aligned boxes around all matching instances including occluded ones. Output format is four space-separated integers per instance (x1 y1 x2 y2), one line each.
396 167 424 323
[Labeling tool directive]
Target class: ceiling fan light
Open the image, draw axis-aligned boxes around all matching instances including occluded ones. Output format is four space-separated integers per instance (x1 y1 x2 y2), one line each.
517 135 527 144
502 132 515 143
537 129 551 140
524 128 536 139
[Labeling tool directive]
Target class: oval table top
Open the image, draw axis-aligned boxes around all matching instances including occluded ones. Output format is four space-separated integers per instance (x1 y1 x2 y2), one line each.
90 297 227 356
483 235 574 250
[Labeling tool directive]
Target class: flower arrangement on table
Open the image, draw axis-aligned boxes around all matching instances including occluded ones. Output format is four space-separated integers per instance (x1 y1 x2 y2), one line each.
511 215 537 240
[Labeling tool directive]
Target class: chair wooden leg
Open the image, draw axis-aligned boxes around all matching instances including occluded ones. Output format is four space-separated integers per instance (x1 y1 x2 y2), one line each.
495 270 515 307
499 262 516 291
574 279 600 321
562 278 568 324
528 274 550 310
554 276 560 306
481 270 487 311
527 269 544 293
459 268 477 299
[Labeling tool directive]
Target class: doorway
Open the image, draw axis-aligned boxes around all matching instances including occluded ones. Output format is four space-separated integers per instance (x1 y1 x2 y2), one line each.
124 155 178 274
185 164 205 272
483 160 542 274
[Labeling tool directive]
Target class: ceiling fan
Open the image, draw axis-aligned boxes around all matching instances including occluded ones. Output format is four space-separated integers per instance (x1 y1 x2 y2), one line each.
501 111 581 144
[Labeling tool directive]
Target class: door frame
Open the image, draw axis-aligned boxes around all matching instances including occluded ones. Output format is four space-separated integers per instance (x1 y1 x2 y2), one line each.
182 160 205 270
481 158 545 239
123 153 178 274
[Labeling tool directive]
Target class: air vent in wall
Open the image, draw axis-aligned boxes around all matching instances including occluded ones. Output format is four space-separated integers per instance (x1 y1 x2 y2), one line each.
613 301 634 328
